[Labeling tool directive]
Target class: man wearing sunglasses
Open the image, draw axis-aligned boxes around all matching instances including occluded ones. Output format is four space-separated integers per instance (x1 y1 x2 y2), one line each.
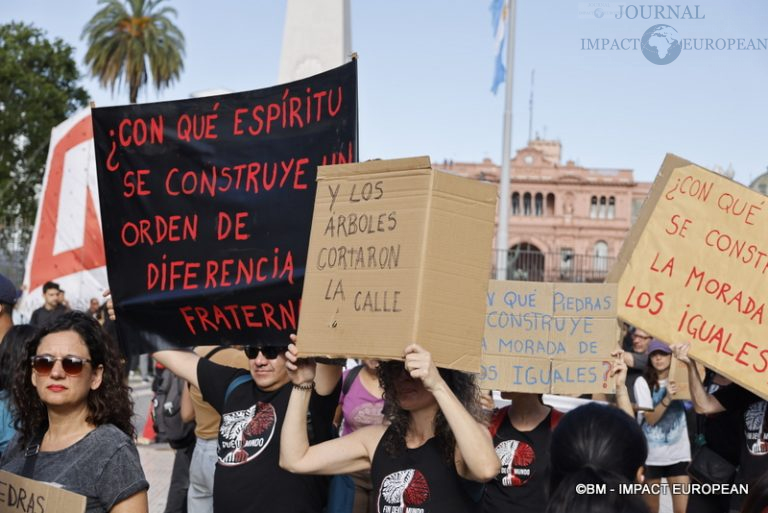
153 339 341 513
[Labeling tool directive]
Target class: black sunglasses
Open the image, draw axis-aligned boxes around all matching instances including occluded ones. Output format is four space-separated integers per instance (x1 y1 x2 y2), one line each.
243 346 287 360
31 355 92 376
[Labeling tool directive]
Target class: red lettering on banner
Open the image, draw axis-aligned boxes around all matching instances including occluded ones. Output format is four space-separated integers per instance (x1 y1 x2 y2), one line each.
178 300 298 335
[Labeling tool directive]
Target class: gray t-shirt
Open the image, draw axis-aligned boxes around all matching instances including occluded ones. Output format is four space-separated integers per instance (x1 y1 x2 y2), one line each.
1 424 148 512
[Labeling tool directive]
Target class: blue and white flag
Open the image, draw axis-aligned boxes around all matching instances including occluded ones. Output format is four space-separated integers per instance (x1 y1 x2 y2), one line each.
491 0 507 94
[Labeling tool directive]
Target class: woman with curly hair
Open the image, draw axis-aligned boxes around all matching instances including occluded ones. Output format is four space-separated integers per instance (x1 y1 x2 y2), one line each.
0 311 148 513
280 341 500 512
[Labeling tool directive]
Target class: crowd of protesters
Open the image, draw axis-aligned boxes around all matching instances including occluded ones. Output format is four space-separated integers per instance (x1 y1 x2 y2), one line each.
0 271 766 513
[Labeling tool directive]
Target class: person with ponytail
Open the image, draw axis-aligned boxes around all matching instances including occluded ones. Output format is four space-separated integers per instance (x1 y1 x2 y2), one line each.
546 402 649 513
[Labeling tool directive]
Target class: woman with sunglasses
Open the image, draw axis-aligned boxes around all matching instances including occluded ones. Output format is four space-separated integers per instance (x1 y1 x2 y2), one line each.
280 341 500 513
0 311 148 512
152 340 342 513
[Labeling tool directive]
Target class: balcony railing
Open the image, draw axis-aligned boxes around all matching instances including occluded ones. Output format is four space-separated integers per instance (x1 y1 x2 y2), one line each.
491 249 615 283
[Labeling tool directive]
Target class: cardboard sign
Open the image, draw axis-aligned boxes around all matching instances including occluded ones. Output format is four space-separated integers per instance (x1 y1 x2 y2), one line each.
669 357 705 401
480 280 619 393
607 154 768 400
0 470 86 513
297 157 497 372
92 62 357 351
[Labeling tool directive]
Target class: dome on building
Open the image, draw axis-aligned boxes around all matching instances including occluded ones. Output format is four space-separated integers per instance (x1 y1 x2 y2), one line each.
749 168 768 196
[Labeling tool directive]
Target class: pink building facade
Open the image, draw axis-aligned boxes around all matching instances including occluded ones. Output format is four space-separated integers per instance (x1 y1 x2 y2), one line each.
434 140 652 282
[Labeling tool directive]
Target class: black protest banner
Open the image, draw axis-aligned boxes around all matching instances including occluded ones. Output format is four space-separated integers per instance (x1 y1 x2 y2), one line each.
92 61 358 352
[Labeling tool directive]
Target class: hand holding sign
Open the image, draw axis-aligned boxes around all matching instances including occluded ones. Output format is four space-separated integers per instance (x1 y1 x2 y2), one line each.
285 337 316 387
403 344 444 393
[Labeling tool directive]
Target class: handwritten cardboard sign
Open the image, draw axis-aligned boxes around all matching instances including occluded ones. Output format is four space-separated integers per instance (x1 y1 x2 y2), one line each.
92 62 357 351
297 157 497 372
480 281 619 393
0 471 86 513
607 154 768 400
669 357 705 401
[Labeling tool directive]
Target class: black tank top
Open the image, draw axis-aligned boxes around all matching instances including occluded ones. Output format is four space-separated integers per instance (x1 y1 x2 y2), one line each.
371 427 482 513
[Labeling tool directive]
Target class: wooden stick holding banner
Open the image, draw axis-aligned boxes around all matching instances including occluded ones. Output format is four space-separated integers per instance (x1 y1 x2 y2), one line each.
607 154 768 400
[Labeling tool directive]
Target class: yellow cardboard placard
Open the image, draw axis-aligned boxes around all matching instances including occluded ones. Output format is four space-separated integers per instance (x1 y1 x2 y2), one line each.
607 154 768 400
481 280 619 393
297 157 497 372
668 357 705 401
0 470 86 513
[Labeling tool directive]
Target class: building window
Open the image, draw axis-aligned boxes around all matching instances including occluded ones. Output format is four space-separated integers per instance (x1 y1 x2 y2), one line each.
523 193 532 216
560 248 574 278
534 193 543 217
593 241 609 272
590 196 598 218
512 192 520 216
598 196 607 219
546 193 555 216
608 196 616 219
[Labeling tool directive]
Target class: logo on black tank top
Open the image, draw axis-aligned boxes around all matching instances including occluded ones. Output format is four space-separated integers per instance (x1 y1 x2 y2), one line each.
495 440 535 486
218 401 276 466
745 401 768 456
377 469 430 513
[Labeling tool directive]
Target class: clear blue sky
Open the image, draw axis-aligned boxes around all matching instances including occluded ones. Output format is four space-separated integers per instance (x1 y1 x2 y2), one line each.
5 0 768 185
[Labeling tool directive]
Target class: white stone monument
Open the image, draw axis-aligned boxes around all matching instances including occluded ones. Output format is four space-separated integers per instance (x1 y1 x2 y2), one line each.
278 0 352 83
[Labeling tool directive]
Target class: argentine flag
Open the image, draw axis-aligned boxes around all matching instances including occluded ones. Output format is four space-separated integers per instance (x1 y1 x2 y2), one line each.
491 0 507 94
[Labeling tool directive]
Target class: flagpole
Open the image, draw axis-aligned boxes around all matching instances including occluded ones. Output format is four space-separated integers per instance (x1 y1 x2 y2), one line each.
496 0 516 280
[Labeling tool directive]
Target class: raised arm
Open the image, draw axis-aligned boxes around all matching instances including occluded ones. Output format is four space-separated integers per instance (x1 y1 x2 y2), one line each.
104 289 201 389
279 342 382 475
610 350 634 418
153 350 200 389
404 344 499 482
671 343 724 414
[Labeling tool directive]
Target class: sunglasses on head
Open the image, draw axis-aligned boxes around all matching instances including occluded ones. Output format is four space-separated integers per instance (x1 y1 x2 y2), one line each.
243 346 286 360
31 355 92 376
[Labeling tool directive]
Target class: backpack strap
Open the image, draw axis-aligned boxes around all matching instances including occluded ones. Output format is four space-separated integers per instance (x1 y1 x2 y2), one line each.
489 406 509 438
342 364 364 397
224 374 253 404
550 408 564 429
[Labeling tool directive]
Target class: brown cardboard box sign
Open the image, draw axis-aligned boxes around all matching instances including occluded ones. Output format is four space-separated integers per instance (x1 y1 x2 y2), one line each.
297 156 497 372
0 470 86 513
607 154 768 401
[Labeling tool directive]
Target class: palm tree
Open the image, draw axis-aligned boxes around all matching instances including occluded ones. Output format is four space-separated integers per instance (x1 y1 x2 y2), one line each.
82 0 185 104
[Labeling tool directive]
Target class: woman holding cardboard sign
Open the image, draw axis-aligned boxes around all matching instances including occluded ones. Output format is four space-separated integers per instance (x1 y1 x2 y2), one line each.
280 339 499 513
635 339 690 513
0 312 148 512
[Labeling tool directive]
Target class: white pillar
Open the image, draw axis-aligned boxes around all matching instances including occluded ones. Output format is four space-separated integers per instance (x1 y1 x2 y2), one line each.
279 0 351 83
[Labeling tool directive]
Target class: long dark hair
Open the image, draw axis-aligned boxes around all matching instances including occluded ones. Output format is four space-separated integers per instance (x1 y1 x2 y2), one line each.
12 311 135 445
550 403 647 493
0 325 38 392
377 361 485 462
546 468 649 513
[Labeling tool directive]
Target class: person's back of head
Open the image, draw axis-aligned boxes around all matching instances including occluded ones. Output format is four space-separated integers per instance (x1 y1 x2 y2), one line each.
550 402 647 491
0 273 19 336
546 467 649 513
0 324 38 392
